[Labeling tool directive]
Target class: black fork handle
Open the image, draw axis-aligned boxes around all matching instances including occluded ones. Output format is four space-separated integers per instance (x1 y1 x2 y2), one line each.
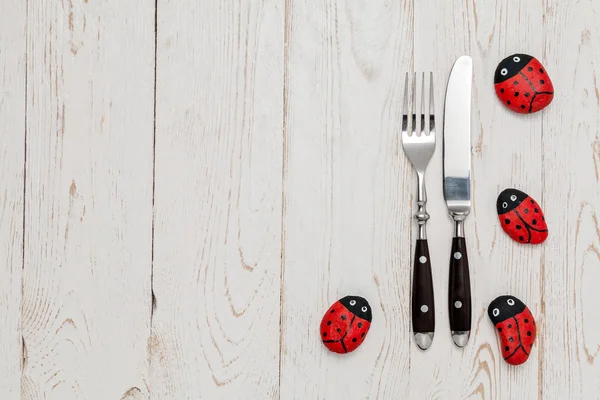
412 239 435 338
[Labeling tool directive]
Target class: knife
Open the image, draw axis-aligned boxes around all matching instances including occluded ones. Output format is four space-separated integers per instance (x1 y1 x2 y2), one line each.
443 55 473 348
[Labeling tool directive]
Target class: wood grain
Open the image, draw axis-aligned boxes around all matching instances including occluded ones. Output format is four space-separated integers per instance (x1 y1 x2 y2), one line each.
22 1 154 398
0 0 26 398
542 0 600 398
151 1 284 398
280 1 414 398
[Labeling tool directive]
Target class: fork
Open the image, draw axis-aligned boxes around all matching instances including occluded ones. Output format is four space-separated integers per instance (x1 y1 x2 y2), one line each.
401 72 436 350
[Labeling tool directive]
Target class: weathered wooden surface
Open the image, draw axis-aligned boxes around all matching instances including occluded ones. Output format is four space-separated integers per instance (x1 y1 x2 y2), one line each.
0 0 598 399
541 0 600 398
0 0 26 398
21 1 154 399
151 0 284 398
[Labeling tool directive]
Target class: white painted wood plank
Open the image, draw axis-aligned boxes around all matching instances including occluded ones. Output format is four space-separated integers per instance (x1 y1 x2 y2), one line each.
0 0 26 398
541 1 600 399
151 1 284 398
412 1 545 399
280 1 414 398
22 1 155 399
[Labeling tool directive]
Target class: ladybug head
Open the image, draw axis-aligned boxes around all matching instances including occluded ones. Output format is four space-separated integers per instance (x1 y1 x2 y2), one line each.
496 188 528 215
494 53 534 83
488 295 526 325
339 295 372 322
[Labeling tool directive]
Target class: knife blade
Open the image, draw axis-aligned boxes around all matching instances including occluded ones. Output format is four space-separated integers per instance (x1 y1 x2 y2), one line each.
443 55 473 348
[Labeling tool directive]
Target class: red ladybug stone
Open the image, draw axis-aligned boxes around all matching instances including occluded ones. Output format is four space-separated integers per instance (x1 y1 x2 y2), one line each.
488 295 536 366
494 54 554 114
497 188 548 244
320 295 372 354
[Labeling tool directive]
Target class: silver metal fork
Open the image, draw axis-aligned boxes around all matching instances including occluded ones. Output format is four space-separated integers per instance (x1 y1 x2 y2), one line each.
401 72 436 350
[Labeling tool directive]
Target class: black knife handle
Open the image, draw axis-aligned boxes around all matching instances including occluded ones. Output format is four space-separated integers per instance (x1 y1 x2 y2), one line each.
448 237 471 337
412 239 435 335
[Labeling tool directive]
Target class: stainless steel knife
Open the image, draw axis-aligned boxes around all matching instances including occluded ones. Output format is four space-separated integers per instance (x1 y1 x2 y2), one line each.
443 55 473 348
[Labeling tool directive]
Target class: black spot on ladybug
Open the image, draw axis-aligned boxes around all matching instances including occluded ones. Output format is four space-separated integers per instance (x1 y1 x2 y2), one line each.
519 236 524 241
514 92 519 97
327 321 332 325
525 319 529 323
525 92 530 97
539 69 544 73
521 105 526 109
337 328 341 333
361 332 365 337
505 346 509 351
530 199 535 204
498 327 502 332
500 88 505 93
507 100 511 105
534 208 539 213
540 80 545 84
542 216 545 221
508 324 512 328
357 323 362 328
323 332 327 337
509 337 514 342
514 81 519 85
341 315 347 321
505 219 510 224
516 225 522 230
524 208 529 214
330 310 335 313
528 67 533 71
352 338 357 343
527 331 532 336
532 219 537 225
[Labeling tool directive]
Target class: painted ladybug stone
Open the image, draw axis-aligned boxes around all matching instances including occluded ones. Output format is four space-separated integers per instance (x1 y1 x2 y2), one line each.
320 295 372 354
494 53 554 114
497 188 548 244
488 295 536 366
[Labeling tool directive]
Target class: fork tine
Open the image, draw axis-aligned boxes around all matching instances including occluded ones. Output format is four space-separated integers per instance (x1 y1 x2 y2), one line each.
411 72 416 136
429 72 435 134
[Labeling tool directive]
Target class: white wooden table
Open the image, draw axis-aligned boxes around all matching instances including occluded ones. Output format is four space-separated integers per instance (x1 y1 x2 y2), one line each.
1 1 598 399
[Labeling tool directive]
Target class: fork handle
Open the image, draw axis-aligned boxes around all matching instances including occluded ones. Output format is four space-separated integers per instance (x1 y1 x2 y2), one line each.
412 239 435 348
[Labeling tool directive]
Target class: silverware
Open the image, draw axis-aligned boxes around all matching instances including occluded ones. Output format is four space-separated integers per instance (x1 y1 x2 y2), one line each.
443 55 473 348
402 72 436 350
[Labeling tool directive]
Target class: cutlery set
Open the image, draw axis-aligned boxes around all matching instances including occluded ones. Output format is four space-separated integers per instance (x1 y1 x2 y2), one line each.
403 55 473 350
321 52 546 360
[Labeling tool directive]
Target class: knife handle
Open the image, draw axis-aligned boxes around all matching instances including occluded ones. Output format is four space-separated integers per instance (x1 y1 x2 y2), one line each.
412 239 435 349
448 236 471 347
